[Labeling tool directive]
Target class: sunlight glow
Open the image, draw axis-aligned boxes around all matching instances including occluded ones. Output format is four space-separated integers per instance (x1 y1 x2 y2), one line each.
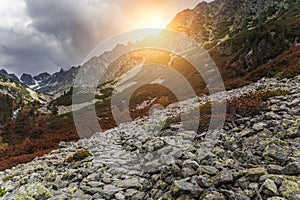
142 15 169 29
129 9 170 30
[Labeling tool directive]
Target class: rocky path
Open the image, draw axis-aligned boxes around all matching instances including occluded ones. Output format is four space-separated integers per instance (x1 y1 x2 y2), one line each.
0 76 299 200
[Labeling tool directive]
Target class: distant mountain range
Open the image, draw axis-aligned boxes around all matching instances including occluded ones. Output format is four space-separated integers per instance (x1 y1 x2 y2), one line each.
0 67 79 95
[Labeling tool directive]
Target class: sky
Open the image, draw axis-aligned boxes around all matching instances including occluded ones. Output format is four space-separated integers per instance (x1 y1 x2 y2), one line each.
0 0 206 76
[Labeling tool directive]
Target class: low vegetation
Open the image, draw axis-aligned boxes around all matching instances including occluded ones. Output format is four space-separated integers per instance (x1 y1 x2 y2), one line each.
160 88 290 134
49 87 73 107
0 94 15 125
0 187 6 197
65 149 92 163
0 108 78 170
2 173 20 182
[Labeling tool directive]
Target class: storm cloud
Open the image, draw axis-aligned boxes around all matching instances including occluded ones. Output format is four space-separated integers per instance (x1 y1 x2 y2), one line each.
0 0 204 76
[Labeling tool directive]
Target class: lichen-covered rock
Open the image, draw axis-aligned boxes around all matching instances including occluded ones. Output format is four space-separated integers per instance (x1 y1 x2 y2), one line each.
201 191 226 200
263 139 292 163
236 167 267 182
213 169 233 185
99 185 122 199
172 179 203 197
285 118 300 138
279 180 300 200
116 177 142 189
260 179 279 196
253 122 267 131
198 165 219 176
281 162 300 175
267 197 287 200
16 183 52 200
267 165 283 175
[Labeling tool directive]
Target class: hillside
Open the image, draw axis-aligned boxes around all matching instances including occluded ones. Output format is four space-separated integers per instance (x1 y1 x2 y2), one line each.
0 74 48 125
64 0 300 117
167 0 300 86
4 0 298 160
0 75 78 171
66 0 300 135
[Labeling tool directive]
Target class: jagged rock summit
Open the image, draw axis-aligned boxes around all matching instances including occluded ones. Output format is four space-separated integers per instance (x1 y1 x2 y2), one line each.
0 69 19 82
20 73 35 86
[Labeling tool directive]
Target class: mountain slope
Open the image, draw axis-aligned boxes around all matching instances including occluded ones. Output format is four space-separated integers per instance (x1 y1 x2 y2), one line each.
36 67 79 95
167 0 300 85
0 69 20 82
0 74 47 104
41 0 300 134
0 73 50 125
0 73 78 170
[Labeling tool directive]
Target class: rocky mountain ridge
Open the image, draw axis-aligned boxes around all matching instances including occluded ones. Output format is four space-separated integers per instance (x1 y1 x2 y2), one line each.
0 70 20 83
167 0 300 83
0 67 79 95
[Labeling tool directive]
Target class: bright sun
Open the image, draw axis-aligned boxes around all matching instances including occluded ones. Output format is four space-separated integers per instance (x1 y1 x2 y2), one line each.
143 15 168 29
132 10 169 29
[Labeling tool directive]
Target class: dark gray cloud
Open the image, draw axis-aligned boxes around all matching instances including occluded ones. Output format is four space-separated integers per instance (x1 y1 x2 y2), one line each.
0 0 204 76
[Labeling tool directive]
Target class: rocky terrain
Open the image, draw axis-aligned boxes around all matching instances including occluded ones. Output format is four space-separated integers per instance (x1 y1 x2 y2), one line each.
0 75 299 200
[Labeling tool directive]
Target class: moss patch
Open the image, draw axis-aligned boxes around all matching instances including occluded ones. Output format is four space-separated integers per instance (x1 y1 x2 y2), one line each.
0 187 6 197
65 149 92 163
2 173 21 182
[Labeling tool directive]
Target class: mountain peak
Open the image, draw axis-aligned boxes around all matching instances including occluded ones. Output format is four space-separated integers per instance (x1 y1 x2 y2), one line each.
33 72 51 81
20 73 35 86
0 69 20 82
59 68 65 73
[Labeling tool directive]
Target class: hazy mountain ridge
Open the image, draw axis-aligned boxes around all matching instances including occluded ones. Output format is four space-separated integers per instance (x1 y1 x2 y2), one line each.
35 67 79 95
